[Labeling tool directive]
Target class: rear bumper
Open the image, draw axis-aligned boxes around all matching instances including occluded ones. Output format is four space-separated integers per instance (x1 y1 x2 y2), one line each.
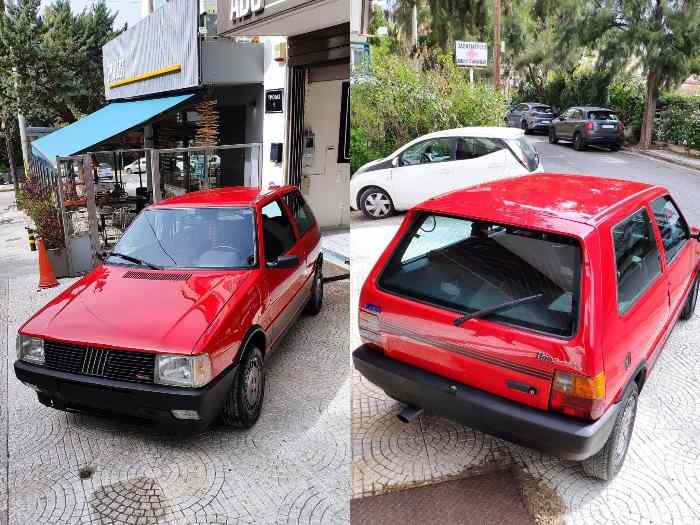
14 360 236 432
529 120 552 129
353 345 620 461
583 134 623 146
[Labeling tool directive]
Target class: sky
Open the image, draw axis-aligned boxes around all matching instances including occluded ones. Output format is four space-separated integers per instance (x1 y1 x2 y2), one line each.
40 0 142 29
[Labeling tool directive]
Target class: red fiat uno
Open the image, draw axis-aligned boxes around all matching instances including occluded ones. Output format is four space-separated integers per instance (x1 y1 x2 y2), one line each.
16 185 323 432
353 174 699 480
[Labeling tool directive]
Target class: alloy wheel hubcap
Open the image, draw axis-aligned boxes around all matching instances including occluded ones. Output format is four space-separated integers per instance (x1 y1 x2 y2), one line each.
365 193 391 217
613 395 636 465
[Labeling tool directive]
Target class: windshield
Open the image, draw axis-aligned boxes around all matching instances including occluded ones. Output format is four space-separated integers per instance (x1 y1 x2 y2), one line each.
589 111 618 121
507 137 540 172
378 214 582 337
107 207 256 269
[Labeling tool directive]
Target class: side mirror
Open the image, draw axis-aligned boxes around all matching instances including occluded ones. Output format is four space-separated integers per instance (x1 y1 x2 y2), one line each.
267 254 299 269
97 249 110 261
558 116 566 121
691 230 700 241
392 157 399 167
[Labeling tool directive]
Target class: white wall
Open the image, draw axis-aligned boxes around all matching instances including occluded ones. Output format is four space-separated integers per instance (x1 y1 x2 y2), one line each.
301 79 350 228
261 37 288 187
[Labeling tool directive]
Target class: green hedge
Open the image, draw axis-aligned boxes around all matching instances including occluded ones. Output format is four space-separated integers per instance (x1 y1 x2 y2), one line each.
655 95 700 150
351 52 507 173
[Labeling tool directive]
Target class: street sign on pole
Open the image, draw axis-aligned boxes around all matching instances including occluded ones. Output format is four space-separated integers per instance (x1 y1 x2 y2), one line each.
455 41 488 67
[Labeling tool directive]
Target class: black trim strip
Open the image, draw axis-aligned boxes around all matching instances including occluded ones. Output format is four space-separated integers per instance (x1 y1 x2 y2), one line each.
380 319 553 381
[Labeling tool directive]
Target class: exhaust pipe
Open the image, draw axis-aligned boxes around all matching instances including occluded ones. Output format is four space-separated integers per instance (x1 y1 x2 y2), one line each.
397 404 423 423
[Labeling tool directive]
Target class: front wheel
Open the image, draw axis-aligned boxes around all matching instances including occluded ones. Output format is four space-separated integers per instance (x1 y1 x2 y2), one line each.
221 346 265 429
521 120 530 134
305 262 324 315
610 144 621 152
548 127 559 144
680 276 698 320
359 187 395 220
581 383 638 480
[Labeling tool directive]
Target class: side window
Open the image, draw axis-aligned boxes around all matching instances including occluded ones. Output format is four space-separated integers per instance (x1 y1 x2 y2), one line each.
517 104 529 112
283 191 317 237
613 208 662 314
456 137 504 160
574 109 584 120
399 138 454 166
261 200 296 262
651 195 690 264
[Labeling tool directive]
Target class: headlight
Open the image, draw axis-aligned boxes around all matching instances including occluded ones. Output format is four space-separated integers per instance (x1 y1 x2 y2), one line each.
16 335 45 365
154 354 212 388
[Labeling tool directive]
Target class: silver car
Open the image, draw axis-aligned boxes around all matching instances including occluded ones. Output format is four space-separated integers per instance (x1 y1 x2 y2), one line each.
506 102 555 134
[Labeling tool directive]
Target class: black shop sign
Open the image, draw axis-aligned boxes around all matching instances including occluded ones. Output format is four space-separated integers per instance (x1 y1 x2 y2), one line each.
265 89 284 113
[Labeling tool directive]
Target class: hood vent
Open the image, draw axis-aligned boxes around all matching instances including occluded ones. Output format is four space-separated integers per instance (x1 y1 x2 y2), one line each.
123 270 192 281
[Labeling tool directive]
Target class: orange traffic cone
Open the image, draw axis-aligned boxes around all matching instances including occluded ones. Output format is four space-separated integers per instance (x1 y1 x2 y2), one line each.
37 238 59 289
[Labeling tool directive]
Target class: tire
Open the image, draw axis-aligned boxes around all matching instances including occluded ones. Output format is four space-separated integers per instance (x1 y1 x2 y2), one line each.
305 261 324 315
581 382 638 481
548 127 559 144
220 346 265 429
610 144 620 152
679 276 699 321
573 133 586 151
359 187 395 220
521 120 530 134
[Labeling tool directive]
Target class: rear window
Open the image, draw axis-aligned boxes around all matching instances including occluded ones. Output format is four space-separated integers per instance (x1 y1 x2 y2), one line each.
506 137 540 172
589 111 618 121
532 105 552 113
378 214 582 337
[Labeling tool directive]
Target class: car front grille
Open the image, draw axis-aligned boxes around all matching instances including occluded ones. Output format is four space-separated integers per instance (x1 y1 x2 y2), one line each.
43 340 155 384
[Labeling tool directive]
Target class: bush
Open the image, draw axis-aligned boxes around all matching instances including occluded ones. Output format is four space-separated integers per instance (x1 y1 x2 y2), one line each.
17 179 65 249
351 52 507 173
608 76 646 139
513 69 613 113
655 95 700 150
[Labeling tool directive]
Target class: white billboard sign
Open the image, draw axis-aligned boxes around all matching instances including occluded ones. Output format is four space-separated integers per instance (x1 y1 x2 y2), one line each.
455 41 488 67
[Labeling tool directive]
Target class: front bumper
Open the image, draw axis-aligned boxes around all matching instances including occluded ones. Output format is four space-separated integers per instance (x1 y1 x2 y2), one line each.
353 345 620 461
14 360 236 432
529 120 552 130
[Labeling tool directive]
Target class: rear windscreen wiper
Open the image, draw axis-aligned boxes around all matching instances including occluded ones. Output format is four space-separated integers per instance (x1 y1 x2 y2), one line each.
453 293 544 326
110 252 163 270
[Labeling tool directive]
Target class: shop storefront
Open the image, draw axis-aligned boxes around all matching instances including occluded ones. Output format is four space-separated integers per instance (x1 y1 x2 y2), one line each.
218 0 351 229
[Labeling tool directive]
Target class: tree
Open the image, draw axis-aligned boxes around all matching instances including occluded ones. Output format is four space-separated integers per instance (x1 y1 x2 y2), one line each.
556 0 700 149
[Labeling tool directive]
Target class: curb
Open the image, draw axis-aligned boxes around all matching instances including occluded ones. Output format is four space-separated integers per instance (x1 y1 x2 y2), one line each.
630 149 700 172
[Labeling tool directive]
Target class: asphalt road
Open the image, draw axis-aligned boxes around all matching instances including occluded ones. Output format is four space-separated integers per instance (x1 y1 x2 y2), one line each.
529 134 700 224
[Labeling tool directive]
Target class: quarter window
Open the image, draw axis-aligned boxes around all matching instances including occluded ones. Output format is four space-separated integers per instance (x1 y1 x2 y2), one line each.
456 137 503 160
261 200 296 262
613 208 661 314
399 138 454 166
651 196 689 264
283 191 317 237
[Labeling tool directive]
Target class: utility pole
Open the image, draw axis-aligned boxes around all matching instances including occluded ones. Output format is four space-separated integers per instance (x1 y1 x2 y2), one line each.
492 0 502 91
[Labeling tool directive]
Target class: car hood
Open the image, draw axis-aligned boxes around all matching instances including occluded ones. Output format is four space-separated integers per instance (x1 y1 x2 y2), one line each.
21 265 256 355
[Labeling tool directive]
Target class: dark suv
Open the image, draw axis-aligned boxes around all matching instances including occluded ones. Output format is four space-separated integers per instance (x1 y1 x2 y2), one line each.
506 102 554 134
549 106 624 151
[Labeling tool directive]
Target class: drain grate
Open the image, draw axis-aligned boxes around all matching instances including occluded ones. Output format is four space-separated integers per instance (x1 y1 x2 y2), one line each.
351 471 534 525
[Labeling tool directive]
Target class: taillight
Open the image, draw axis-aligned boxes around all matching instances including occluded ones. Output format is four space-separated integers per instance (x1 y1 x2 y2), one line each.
585 121 594 131
619 121 625 131
550 370 605 419
359 306 382 346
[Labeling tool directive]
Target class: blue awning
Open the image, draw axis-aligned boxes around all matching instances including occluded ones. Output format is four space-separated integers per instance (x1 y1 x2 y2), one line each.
31 93 197 166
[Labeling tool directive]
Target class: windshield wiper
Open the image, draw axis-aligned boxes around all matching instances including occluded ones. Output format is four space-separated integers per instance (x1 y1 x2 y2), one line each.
110 252 163 270
453 293 544 327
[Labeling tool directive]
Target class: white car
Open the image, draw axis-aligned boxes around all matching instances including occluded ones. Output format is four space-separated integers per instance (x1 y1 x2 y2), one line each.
350 127 544 219
124 157 147 174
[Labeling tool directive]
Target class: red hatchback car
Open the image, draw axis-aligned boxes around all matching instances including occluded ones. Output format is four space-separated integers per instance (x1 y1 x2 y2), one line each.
354 174 699 480
15 185 324 431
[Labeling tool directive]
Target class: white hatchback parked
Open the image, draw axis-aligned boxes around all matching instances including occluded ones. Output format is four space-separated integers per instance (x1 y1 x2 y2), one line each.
350 127 543 219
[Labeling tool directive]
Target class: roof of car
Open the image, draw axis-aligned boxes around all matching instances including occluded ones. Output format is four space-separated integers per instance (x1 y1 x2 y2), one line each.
150 185 294 208
570 106 613 112
417 174 666 232
418 127 525 140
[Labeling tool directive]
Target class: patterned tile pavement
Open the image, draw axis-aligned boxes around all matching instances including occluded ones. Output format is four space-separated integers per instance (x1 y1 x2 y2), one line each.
350 211 700 524
1 262 351 525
